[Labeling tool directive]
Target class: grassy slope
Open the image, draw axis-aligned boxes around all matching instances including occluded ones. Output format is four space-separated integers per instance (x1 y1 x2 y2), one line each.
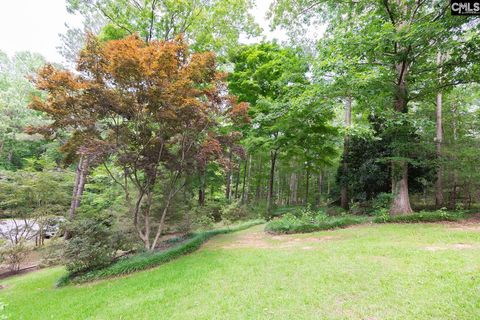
60 220 264 285
2 223 480 319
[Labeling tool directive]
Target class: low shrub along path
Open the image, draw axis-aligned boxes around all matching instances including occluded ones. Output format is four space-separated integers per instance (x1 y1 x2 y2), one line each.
2 222 480 319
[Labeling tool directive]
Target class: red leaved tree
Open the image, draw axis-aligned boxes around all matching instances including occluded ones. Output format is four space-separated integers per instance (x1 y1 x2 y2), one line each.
31 34 235 249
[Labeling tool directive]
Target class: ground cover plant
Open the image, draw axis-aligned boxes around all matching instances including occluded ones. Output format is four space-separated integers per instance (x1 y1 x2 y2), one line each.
265 207 366 234
373 209 469 224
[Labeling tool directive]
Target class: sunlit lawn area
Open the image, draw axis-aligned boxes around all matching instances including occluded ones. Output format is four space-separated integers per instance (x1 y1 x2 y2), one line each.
2 223 480 319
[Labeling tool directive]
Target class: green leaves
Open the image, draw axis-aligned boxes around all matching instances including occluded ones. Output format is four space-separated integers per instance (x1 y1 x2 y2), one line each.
67 0 261 56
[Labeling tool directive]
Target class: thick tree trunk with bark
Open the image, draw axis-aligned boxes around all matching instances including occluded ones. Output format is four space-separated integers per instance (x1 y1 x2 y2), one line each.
389 59 413 215
390 161 413 215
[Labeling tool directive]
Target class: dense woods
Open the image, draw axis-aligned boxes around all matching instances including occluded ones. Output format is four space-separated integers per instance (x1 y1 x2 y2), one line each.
0 0 479 276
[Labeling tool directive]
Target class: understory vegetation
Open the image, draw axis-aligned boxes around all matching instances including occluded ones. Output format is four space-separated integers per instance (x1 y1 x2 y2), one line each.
373 210 469 224
265 206 472 234
265 207 366 234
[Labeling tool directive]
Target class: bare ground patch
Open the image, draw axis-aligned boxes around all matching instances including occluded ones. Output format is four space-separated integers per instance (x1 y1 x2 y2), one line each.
423 243 480 251
217 231 342 250
444 213 480 231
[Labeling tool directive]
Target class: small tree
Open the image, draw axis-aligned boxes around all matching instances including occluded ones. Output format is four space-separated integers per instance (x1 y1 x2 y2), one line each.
0 240 29 272
31 35 237 250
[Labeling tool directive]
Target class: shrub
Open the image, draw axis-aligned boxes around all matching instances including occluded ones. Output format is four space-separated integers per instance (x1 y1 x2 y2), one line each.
370 193 394 214
265 209 365 234
372 208 390 223
325 206 346 216
373 209 466 223
247 202 269 219
221 201 252 223
63 217 127 274
40 238 65 267
0 240 29 272
190 213 215 230
270 206 298 218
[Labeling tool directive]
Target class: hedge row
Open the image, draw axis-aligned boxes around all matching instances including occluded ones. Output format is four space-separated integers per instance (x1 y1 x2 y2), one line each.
373 211 467 223
265 216 366 234
57 219 263 286
266 210 471 235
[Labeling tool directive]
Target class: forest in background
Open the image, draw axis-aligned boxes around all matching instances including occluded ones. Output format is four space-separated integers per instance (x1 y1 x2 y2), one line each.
0 0 479 274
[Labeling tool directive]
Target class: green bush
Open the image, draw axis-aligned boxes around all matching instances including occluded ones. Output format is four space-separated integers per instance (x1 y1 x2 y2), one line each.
325 206 346 216
0 240 29 272
220 201 249 223
40 238 65 267
373 210 466 223
57 219 264 286
270 206 299 218
265 208 365 234
371 193 394 212
63 217 128 274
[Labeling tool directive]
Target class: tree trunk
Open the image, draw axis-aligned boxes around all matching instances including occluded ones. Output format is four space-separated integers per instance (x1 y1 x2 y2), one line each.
389 59 413 215
225 149 232 200
449 104 459 210
390 161 413 215
65 154 90 239
241 158 247 203
327 172 330 200
304 169 310 205
267 150 277 211
244 155 252 203
198 168 206 206
289 172 295 204
234 164 240 199
255 156 262 201
435 89 444 208
316 172 323 206
435 52 444 208
340 97 352 210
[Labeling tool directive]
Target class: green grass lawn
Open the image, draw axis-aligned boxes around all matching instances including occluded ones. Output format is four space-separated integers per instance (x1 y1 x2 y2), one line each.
2 222 480 319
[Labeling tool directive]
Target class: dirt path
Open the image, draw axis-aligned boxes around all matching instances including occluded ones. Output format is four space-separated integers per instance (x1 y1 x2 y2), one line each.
205 224 345 250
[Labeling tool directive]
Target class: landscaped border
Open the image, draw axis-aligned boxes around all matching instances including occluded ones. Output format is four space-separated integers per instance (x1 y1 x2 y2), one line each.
265 209 474 235
265 216 367 234
57 219 264 286
372 210 468 223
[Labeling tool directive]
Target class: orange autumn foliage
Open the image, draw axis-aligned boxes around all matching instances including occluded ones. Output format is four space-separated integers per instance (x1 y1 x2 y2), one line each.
30 34 245 249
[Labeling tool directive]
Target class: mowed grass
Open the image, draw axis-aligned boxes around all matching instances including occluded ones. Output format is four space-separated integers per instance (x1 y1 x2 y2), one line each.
2 223 480 319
